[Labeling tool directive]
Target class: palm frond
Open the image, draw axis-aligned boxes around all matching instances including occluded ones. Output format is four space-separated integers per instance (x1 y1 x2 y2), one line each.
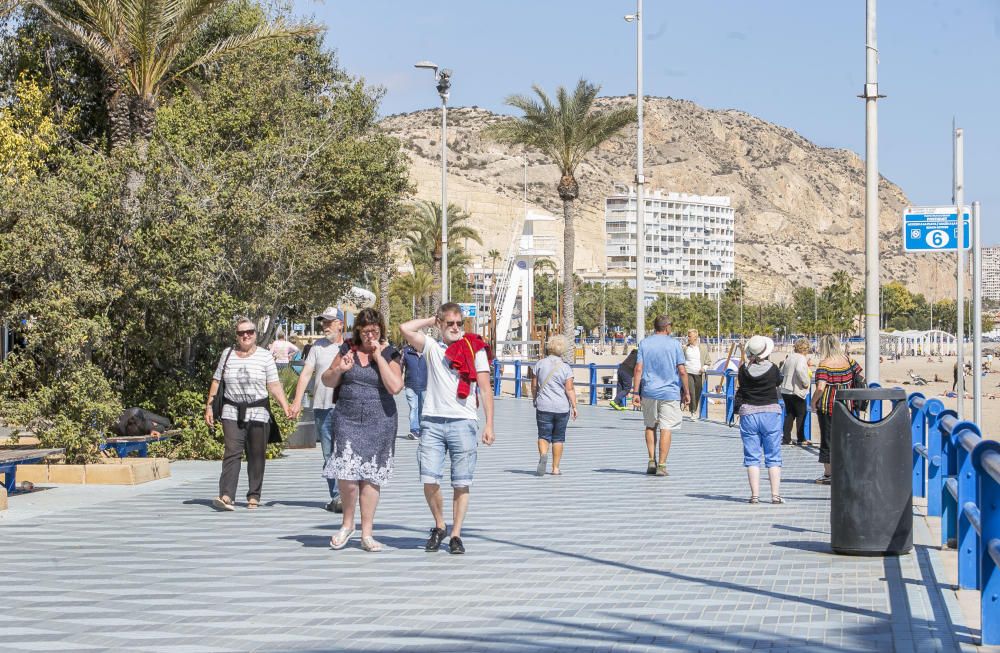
32 0 120 72
170 20 321 80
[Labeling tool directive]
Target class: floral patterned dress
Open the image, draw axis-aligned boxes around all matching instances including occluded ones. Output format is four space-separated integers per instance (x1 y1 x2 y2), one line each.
322 345 399 486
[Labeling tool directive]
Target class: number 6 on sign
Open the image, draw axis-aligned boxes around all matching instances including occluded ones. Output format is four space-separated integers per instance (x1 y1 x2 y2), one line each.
925 230 949 249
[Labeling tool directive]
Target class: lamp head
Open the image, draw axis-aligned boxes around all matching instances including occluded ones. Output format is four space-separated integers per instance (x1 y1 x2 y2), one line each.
414 60 439 73
624 13 636 22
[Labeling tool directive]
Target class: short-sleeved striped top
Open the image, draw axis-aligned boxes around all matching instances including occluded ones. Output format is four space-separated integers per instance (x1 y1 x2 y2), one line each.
213 347 279 422
814 359 862 415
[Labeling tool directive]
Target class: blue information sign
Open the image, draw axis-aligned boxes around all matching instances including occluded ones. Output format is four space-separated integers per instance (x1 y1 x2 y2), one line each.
903 206 971 252
457 302 477 318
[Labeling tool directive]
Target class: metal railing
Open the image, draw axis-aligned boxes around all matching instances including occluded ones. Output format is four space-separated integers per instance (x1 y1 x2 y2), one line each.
492 360 618 405
910 392 1000 645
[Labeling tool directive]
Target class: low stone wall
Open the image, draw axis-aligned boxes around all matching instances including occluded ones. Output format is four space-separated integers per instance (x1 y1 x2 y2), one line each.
16 458 171 485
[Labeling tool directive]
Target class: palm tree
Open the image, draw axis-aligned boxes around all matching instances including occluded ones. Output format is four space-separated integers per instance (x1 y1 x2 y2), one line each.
29 0 318 147
396 268 434 317
485 79 636 354
401 200 482 308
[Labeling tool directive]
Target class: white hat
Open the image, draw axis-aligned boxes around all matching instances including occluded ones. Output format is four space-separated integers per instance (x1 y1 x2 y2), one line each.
746 335 774 360
318 306 344 321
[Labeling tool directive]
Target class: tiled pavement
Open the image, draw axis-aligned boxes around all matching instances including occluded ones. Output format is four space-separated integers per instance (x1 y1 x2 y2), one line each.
0 398 978 652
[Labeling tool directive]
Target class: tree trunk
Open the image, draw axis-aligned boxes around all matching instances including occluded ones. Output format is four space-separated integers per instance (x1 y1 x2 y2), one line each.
561 196 575 362
379 265 392 325
105 77 131 151
432 245 442 310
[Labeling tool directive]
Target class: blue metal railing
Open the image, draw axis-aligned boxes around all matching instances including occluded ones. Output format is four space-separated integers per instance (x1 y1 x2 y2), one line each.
911 392 1000 645
492 359 618 405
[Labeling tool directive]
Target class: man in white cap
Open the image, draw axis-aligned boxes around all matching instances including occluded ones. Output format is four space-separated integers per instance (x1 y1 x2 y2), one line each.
290 307 346 512
631 315 690 476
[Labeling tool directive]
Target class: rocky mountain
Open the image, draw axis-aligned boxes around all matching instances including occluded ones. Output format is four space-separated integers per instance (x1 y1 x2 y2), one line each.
379 96 957 303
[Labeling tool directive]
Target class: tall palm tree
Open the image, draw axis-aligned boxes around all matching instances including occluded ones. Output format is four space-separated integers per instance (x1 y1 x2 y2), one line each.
401 200 482 308
29 0 318 146
486 79 636 354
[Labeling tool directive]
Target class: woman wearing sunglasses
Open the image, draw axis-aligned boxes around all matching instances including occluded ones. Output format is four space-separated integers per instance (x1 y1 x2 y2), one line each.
322 308 403 552
205 317 292 511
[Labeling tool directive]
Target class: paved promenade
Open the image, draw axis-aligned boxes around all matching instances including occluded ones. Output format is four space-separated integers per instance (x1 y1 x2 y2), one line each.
1 398 978 652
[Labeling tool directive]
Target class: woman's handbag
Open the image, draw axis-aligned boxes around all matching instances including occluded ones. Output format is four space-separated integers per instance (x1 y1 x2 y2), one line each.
849 360 869 413
211 347 233 422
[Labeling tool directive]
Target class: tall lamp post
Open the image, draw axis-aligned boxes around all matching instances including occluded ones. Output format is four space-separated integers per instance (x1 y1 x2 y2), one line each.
415 60 453 304
862 0 882 382
625 2 645 342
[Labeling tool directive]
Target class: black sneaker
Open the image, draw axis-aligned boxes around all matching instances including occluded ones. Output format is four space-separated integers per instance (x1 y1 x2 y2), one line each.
325 499 337 512
425 527 446 552
449 536 465 555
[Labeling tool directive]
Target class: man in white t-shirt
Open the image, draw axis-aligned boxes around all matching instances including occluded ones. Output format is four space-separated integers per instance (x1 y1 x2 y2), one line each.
290 307 346 512
400 303 495 555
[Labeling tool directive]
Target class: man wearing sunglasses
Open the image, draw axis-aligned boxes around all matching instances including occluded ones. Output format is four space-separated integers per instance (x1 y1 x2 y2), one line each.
400 303 495 555
289 307 347 512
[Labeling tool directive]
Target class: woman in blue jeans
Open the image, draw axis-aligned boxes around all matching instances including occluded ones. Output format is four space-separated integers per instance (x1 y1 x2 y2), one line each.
735 336 784 504
531 335 578 476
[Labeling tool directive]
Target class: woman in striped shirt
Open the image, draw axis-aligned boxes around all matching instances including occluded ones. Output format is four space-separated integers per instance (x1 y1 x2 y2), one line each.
810 334 863 485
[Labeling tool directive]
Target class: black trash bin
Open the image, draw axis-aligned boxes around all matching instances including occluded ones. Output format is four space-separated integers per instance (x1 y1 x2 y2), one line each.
829 387 912 556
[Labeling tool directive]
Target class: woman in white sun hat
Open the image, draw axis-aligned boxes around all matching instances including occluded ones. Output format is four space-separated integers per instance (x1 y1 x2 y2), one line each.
734 335 784 505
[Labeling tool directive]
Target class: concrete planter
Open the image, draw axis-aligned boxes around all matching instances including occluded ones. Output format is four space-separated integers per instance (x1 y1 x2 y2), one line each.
16 458 171 485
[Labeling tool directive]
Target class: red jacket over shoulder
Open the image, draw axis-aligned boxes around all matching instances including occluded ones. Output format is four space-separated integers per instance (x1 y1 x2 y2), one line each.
444 334 494 399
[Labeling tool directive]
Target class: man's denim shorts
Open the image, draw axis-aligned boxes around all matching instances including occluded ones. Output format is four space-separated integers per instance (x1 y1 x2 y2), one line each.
418 416 479 487
536 410 570 443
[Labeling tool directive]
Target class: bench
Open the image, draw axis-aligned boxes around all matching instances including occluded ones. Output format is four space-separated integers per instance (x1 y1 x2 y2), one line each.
100 431 177 459
0 448 65 494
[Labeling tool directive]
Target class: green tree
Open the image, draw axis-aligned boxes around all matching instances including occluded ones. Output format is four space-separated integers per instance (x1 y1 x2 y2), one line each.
401 200 482 308
27 0 317 146
485 79 636 353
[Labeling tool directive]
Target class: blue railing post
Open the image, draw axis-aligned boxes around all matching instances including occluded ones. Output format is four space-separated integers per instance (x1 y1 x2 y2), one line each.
588 363 597 406
910 394 927 498
955 423 983 590
492 359 501 398
868 382 883 421
926 400 945 517
803 384 813 441
724 370 736 424
940 409 959 547
699 373 710 419
514 360 522 399
972 441 1000 646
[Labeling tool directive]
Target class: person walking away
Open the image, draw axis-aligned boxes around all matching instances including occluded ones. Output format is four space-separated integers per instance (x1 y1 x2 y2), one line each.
779 338 812 445
631 315 689 477
268 331 299 369
401 343 428 440
810 334 862 485
735 336 784 504
289 307 346 512
531 335 578 476
400 303 495 555
611 347 637 410
321 308 403 552
205 318 292 511
683 329 710 419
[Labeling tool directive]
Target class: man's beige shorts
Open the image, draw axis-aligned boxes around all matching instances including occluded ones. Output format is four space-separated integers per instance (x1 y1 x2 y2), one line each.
641 399 683 431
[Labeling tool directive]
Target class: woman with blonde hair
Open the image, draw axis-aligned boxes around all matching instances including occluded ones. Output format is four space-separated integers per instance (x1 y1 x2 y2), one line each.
810 334 863 485
532 335 578 476
779 338 812 445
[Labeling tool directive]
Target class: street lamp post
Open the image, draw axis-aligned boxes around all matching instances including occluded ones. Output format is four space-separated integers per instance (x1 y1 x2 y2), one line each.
415 61 452 304
862 0 882 382
625 2 645 342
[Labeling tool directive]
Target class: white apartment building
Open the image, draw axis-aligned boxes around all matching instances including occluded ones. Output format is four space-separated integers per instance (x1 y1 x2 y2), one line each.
605 187 735 297
984 246 1000 303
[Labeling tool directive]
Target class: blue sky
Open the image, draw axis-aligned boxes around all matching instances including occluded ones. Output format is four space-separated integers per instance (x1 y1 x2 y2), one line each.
293 0 1000 243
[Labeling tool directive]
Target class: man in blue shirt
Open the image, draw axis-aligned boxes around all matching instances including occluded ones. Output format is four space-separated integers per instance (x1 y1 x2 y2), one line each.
631 315 690 476
401 343 428 439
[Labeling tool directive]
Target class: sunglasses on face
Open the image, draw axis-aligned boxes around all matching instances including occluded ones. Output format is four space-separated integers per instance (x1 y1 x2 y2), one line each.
441 320 462 328
236 329 256 337
360 329 380 337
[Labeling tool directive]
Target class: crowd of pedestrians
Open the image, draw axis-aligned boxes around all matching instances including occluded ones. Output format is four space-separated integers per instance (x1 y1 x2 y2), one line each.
204 301 863 547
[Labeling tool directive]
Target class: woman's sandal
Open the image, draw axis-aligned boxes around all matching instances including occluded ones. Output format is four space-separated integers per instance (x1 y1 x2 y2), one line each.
748 496 760 504
247 498 259 510
212 496 235 512
360 536 383 552
329 527 355 550
772 496 786 504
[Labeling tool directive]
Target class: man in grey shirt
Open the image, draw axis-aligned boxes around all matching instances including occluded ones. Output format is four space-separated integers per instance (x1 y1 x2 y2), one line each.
290 307 346 512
